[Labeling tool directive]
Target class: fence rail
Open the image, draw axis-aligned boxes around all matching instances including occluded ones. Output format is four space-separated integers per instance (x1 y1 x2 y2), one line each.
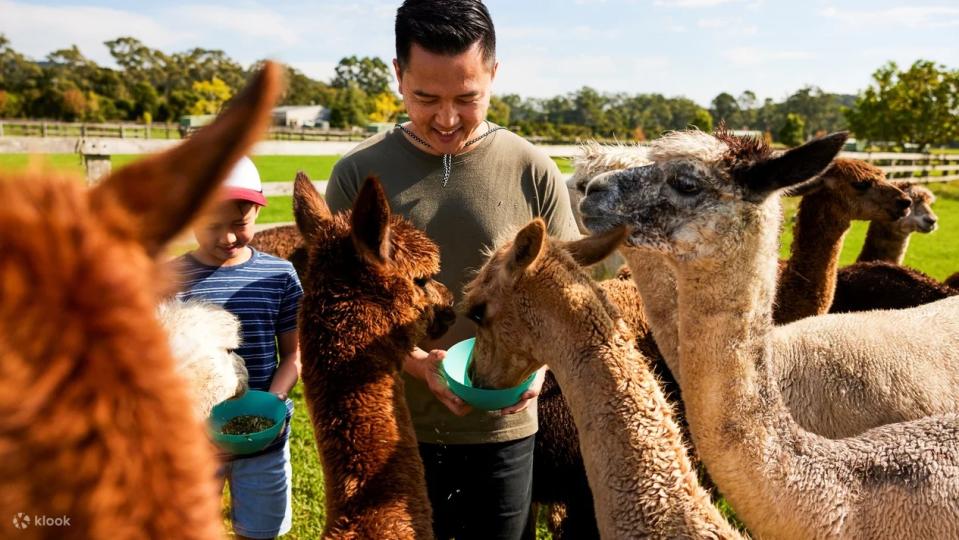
0 119 372 142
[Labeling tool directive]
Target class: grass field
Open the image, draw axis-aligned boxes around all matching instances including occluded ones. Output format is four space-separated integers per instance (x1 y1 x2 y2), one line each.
3 151 958 538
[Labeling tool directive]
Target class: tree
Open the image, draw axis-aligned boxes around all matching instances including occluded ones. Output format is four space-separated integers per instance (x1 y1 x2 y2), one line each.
691 108 714 132
710 92 740 127
329 83 369 128
190 77 232 115
487 96 510 126
846 60 959 150
368 91 403 123
779 113 806 146
332 56 392 95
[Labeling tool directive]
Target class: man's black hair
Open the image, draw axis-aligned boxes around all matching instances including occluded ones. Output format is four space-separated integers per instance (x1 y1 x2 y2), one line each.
395 0 496 71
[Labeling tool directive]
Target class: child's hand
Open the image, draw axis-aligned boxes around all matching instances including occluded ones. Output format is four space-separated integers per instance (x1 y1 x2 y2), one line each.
272 391 288 401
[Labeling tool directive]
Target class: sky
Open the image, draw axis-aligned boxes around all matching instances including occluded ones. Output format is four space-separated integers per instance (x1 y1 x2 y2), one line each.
1 0 957 106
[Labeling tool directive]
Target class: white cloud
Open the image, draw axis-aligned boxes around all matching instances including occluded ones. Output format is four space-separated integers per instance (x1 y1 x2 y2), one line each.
819 5 959 28
0 0 183 64
722 47 813 65
176 5 302 46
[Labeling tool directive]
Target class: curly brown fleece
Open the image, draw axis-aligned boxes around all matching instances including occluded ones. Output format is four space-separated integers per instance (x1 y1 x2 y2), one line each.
293 173 455 539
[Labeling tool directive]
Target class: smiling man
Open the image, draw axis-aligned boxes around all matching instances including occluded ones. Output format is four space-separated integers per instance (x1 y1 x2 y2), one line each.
325 1 580 538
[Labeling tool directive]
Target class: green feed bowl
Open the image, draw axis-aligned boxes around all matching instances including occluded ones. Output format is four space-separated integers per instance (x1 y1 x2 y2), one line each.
441 338 536 411
208 390 287 455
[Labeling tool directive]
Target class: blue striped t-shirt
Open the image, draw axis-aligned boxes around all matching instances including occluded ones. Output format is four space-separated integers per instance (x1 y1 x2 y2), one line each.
174 248 303 454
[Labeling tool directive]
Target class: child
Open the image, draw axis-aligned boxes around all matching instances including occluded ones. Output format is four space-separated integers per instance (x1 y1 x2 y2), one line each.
174 156 302 539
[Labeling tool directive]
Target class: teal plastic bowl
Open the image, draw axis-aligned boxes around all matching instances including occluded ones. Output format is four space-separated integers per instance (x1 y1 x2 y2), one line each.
441 338 536 411
208 390 286 455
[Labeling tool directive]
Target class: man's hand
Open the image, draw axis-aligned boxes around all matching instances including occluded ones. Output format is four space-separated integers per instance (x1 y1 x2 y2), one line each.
405 348 473 416
499 366 547 415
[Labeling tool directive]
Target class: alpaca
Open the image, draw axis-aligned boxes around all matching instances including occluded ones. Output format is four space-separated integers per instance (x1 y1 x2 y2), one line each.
293 172 455 539
831 261 957 313
158 299 249 418
533 275 667 540
857 182 937 264
250 224 308 280
774 158 911 324
464 220 741 540
572 140 959 439
0 63 282 539
580 130 959 538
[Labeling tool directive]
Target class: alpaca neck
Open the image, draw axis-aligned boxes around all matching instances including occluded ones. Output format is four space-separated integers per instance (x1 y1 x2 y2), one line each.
858 221 909 264
304 350 430 537
548 317 738 539
675 200 821 536
620 249 682 380
775 192 851 324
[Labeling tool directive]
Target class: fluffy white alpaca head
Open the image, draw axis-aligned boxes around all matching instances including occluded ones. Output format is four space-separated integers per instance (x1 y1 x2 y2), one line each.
157 299 248 419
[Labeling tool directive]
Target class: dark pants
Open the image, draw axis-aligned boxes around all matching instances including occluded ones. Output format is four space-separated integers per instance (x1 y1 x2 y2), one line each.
419 435 535 540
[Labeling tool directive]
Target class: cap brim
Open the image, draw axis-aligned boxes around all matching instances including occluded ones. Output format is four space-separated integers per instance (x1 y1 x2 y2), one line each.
223 187 267 206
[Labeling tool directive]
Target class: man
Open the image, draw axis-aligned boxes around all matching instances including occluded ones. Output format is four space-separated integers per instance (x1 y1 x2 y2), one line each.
325 1 580 538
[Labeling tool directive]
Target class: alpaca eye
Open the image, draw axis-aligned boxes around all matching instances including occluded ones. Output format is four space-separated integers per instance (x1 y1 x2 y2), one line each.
467 304 486 325
852 181 870 191
413 277 429 288
670 177 701 196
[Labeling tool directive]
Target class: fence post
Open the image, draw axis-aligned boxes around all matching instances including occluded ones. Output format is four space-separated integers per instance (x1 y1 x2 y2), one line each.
0 121 4 137
41 121 48 137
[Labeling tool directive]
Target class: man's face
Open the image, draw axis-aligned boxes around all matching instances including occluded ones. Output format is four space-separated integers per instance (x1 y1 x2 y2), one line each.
394 41 497 155
193 200 260 264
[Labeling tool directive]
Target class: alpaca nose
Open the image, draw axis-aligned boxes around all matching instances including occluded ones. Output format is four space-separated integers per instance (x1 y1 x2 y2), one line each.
924 216 937 227
585 171 616 197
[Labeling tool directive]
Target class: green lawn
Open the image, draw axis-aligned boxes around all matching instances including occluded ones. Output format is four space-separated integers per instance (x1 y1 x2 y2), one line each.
778 180 959 280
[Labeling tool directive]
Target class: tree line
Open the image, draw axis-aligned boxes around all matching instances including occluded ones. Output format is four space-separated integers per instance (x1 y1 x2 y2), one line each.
1 35 956 150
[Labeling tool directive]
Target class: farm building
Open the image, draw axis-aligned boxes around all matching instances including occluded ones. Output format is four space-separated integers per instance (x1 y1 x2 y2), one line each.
272 105 331 129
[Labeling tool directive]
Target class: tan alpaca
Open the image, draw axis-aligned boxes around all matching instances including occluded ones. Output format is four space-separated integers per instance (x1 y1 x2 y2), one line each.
572 141 959 439
774 159 911 324
857 182 938 264
463 221 740 540
581 130 959 539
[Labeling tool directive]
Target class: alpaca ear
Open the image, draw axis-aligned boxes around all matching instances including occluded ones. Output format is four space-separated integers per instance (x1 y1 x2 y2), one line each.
351 176 392 266
293 171 331 242
561 225 628 268
738 131 848 196
508 219 547 275
89 62 283 256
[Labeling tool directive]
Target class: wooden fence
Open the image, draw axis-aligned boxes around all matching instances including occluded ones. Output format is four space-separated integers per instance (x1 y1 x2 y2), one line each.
0 119 370 142
842 151 959 184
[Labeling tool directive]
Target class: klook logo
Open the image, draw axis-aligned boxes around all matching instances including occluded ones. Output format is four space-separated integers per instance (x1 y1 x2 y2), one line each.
12 513 29 529
11 513 70 530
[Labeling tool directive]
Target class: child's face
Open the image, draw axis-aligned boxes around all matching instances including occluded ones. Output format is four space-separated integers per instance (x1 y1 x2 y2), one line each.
194 200 260 264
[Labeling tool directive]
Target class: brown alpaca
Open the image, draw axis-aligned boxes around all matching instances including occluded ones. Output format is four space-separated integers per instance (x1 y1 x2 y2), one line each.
831 261 957 313
0 64 282 539
464 220 740 539
250 224 308 279
857 182 937 264
582 130 959 538
293 173 455 539
774 158 910 324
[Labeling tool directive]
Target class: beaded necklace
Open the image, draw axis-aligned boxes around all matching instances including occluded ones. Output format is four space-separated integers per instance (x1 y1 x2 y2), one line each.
396 121 503 187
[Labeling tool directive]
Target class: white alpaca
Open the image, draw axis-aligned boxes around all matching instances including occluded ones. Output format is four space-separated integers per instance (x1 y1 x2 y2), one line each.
158 299 248 418
580 130 959 538
571 140 959 439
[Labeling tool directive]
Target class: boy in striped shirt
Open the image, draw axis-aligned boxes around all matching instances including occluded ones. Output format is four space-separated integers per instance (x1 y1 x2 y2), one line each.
174 157 302 539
